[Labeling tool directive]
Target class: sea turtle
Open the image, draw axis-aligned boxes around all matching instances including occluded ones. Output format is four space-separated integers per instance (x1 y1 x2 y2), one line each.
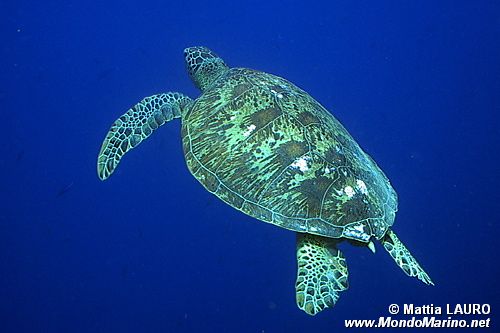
97 46 433 315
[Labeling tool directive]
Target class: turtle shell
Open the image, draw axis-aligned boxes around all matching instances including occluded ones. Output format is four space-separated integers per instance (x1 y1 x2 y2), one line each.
181 68 397 242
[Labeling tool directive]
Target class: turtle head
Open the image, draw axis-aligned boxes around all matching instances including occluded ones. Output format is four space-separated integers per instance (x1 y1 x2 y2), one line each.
184 46 229 92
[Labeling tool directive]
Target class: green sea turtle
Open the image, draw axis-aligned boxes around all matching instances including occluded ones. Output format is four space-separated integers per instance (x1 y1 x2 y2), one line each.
97 46 433 315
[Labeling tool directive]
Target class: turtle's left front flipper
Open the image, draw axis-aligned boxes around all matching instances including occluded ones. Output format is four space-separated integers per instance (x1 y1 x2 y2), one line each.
295 233 349 316
97 92 193 180
381 228 434 285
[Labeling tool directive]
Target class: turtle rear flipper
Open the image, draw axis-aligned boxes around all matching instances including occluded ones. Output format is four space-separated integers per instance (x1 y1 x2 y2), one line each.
97 92 193 180
295 234 348 316
381 228 434 285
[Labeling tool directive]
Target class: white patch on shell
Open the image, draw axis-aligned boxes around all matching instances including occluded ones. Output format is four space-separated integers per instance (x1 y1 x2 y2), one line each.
270 88 283 99
354 224 365 233
243 124 256 137
356 179 368 195
324 167 330 174
344 185 355 199
291 155 310 172
309 226 318 232
230 115 236 121
343 223 370 241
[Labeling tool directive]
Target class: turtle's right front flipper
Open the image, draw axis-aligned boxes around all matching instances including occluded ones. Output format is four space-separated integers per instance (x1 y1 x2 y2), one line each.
97 92 193 180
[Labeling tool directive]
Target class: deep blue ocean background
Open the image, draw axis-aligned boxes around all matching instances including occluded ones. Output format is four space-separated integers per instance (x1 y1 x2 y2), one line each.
2 1 499 332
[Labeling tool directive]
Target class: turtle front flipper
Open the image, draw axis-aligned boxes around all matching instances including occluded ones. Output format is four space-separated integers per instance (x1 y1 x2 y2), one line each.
295 233 348 316
97 92 193 180
381 228 434 285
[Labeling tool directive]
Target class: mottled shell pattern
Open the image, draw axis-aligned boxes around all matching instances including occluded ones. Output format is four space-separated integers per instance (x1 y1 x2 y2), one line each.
182 67 397 242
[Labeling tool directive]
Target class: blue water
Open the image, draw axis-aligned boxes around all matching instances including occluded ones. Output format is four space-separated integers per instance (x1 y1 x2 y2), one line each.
2 1 499 332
